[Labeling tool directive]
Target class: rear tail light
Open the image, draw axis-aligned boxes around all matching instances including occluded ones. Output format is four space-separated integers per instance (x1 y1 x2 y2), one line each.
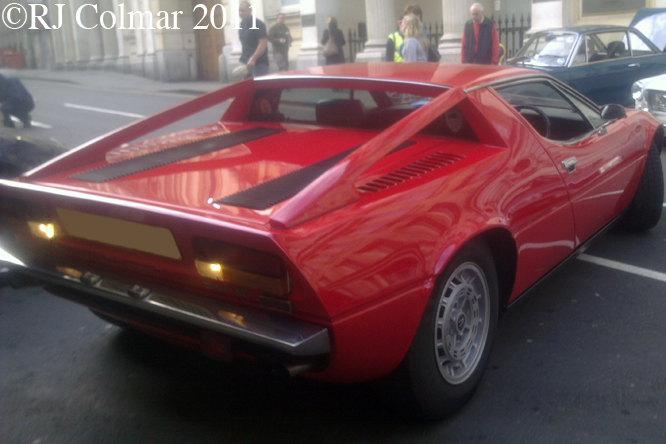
28 222 55 240
193 237 290 297
0 197 55 241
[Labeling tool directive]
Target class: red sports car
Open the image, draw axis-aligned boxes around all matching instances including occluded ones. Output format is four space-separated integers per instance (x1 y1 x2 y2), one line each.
0 63 663 419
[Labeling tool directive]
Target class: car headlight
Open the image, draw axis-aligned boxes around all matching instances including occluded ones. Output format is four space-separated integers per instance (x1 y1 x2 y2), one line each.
648 90 666 113
631 81 644 101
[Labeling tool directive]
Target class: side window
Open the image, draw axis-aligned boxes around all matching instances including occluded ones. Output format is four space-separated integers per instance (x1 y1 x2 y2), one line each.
586 34 606 62
628 31 659 56
249 88 441 131
495 81 596 141
563 93 604 129
249 88 382 126
591 31 630 61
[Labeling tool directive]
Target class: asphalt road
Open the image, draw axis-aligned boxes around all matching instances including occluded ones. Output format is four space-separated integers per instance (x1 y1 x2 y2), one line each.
1 78 666 444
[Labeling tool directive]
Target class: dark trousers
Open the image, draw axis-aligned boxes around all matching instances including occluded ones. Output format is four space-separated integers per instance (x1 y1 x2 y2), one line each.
2 108 31 128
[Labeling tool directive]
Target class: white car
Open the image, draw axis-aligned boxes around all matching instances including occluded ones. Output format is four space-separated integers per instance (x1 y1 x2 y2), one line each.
633 74 666 125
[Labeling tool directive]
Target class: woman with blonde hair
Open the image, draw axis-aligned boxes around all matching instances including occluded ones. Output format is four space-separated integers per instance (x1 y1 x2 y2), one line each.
400 14 428 62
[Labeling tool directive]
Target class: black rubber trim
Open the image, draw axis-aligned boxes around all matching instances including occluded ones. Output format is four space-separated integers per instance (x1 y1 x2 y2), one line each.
215 146 358 210
69 127 285 183
215 140 416 210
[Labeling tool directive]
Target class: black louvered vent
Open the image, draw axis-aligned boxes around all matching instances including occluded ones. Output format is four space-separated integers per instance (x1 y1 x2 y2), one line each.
357 152 464 193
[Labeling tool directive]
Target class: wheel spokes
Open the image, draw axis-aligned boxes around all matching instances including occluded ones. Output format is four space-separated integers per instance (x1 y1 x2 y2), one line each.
434 262 491 384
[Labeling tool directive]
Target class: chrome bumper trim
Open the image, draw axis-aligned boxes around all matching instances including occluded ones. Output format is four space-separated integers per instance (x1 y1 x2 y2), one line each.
0 248 330 357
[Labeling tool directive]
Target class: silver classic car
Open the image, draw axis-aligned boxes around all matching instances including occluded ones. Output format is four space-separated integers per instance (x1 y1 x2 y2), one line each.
633 74 666 126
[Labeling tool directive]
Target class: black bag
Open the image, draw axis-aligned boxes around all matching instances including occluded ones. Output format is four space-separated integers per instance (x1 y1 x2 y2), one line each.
427 44 441 62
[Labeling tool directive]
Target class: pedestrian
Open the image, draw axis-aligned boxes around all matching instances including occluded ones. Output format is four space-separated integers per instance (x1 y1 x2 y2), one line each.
0 74 34 128
238 1 269 78
404 4 427 38
268 13 292 72
461 2 499 65
321 17 345 65
400 14 428 62
386 16 405 62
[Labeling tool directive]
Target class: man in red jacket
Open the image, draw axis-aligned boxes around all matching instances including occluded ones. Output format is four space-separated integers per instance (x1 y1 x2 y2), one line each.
460 3 499 65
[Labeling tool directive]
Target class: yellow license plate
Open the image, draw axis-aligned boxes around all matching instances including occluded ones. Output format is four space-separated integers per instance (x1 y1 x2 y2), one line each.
57 208 181 260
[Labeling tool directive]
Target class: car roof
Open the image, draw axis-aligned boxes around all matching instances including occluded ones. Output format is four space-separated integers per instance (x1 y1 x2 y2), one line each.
256 62 540 90
531 25 630 34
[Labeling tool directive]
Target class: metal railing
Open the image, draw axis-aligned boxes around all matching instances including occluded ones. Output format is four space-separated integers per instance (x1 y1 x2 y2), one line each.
492 13 532 59
346 13 530 63
347 28 366 62
347 21 442 63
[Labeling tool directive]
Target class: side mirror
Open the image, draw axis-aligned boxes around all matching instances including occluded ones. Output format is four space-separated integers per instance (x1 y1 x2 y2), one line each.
600 104 626 120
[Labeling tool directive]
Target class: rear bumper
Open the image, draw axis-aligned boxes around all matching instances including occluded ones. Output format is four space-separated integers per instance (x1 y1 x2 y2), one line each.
0 246 330 357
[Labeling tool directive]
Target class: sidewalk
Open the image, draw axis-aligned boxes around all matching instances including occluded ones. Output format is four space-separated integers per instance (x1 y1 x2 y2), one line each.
0 67 227 96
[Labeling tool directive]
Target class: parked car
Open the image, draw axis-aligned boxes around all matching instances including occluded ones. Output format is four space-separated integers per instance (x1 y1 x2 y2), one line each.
630 9 666 127
506 25 666 106
0 63 663 419
633 73 666 125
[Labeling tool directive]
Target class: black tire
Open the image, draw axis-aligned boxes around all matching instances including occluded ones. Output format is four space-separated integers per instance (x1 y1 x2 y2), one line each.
389 241 499 420
619 142 664 232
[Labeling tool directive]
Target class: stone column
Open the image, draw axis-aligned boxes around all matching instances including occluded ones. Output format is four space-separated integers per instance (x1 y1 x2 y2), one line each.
98 0 119 69
112 0 131 72
46 0 69 69
130 0 146 75
223 0 243 79
141 0 157 78
296 0 340 68
68 0 91 68
354 0 396 63
75 0 105 68
438 0 466 63
152 0 198 82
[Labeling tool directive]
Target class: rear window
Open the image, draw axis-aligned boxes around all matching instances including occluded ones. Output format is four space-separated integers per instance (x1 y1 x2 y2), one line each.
248 87 478 141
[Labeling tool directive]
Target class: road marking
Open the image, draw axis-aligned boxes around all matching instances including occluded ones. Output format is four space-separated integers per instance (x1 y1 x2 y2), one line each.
64 103 146 119
578 253 666 283
10 116 52 129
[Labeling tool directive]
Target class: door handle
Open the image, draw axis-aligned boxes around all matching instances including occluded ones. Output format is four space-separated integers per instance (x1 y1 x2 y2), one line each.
628 63 640 68
562 157 577 174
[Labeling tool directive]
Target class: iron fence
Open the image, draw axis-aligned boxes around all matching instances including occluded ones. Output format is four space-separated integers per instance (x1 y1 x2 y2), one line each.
347 21 442 62
492 13 532 59
347 28 366 62
346 13 530 63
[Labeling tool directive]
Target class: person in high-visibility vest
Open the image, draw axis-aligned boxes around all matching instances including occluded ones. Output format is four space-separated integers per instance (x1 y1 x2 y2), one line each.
386 24 405 62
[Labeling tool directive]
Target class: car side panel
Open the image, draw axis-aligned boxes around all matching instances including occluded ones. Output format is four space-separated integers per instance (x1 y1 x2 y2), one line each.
566 53 666 106
537 115 648 244
469 89 577 300
275 89 576 381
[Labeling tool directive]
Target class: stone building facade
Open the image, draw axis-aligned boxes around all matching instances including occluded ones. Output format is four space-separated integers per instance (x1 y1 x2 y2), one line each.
1 0 665 82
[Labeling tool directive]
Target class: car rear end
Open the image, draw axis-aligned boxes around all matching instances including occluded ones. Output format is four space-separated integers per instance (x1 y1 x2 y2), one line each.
0 114 350 377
